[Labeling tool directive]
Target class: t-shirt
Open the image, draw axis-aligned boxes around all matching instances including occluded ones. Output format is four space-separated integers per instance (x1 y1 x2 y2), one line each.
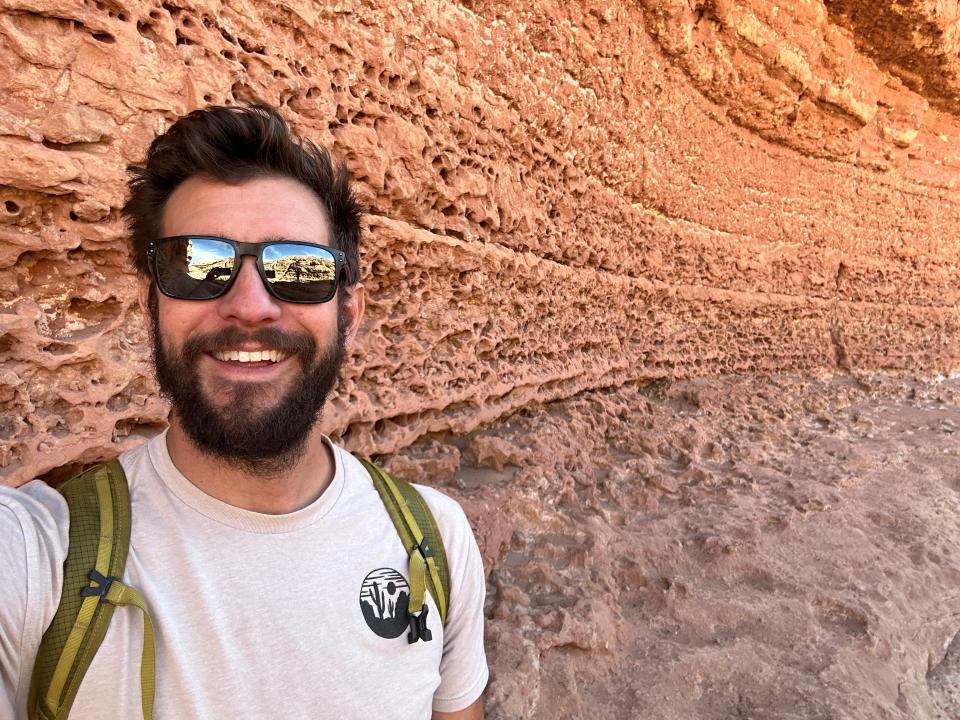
0 432 488 719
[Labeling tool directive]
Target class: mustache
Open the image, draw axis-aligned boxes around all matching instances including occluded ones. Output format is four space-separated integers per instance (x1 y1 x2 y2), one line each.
180 327 316 359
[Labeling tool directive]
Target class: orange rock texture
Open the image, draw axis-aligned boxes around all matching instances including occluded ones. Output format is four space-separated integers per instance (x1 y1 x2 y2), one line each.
417 372 960 719
2 0 960 486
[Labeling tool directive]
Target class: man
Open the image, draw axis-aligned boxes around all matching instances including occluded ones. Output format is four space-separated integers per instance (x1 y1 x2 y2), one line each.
0 105 487 719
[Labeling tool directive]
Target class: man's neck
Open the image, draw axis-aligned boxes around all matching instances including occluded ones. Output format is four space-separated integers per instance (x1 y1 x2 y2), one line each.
164 418 336 514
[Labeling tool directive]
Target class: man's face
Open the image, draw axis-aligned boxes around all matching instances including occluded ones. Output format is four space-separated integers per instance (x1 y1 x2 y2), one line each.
139 175 364 472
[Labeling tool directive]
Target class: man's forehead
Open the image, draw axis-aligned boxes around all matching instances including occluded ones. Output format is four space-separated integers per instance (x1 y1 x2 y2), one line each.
161 175 331 243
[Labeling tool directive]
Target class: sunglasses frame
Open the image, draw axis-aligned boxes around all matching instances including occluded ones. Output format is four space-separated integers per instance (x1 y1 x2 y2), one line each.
148 235 347 304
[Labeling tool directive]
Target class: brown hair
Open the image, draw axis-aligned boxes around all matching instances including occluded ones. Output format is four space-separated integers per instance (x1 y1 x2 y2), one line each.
123 104 362 286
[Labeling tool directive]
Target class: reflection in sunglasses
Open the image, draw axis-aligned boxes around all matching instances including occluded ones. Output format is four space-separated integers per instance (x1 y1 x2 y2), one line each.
187 257 233 281
182 254 336 284
263 255 336 282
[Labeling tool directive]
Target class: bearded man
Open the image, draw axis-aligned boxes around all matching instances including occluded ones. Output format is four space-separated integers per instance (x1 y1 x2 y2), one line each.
0 105 487 719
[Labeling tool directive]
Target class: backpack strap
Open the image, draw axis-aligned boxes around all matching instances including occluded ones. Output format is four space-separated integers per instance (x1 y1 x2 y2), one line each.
360 459 450 643
28 460 156 720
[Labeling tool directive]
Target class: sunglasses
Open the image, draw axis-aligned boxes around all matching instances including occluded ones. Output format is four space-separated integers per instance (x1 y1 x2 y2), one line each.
148 235 347 304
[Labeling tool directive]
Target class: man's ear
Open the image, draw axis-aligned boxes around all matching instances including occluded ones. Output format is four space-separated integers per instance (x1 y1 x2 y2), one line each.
340 282 365 352
138 276 154 333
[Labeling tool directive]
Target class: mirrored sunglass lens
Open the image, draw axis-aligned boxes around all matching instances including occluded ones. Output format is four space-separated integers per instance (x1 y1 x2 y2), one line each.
262 244 337 302
156 238 235 299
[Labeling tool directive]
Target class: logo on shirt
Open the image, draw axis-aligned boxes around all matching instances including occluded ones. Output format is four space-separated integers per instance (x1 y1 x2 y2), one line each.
359 568 410 638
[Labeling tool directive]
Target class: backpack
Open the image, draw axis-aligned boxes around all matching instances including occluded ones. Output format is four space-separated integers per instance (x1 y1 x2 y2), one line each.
27 457 450 720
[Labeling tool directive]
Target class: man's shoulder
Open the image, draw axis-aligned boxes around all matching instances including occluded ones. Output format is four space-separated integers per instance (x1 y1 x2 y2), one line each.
0 479 69 542
0 479 69 616
409 481 471 526
332 444 481 584
116 434 161 481
334 443 470 524
0 481 72 718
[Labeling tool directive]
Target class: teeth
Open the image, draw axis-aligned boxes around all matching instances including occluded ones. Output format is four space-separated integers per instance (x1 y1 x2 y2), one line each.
213 349 288 363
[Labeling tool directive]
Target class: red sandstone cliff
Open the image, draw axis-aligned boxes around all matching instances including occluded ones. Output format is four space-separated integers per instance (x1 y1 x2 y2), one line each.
2 0 959 487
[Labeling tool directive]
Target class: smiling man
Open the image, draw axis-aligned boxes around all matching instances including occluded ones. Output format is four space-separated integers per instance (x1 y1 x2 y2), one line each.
0 106 487 719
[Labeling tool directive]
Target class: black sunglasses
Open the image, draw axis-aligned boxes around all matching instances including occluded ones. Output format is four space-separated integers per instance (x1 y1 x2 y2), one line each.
148 236 347 304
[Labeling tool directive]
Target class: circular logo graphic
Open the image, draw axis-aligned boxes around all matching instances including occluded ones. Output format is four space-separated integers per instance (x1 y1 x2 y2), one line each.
359 568 410 639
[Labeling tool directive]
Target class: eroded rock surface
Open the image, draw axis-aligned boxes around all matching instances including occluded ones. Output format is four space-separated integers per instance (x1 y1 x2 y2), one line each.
2 0 959 486
400 373 960 719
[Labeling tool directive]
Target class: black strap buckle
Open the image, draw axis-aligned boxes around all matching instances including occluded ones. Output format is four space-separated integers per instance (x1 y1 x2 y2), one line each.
407 605 433 644
414 537 434 559
80 569 117 600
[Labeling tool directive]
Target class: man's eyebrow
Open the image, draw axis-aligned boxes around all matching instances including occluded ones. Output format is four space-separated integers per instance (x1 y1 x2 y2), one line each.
196 233 325 244
260 234 318 243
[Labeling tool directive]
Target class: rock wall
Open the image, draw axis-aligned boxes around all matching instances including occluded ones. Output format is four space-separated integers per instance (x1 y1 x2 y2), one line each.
1 0 959 487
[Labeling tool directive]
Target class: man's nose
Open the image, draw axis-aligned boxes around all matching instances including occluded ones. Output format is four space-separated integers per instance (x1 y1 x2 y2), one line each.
215 256 283 324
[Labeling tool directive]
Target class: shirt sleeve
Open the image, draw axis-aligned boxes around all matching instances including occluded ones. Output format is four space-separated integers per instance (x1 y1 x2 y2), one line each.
0 484 69 720
422 493 489 713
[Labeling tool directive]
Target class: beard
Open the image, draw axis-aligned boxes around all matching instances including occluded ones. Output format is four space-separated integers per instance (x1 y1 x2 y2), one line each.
148 291 347 477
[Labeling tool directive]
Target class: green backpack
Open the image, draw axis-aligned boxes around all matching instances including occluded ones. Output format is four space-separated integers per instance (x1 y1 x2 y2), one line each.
27 457 450 720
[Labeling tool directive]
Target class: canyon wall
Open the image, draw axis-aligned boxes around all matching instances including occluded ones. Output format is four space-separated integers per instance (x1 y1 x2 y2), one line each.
1 0 959 483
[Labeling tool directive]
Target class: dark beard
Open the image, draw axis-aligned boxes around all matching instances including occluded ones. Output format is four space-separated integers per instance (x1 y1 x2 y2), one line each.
148 291 346 477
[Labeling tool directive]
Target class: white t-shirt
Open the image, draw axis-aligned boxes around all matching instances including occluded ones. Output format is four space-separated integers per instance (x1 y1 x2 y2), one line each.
0 432 488 719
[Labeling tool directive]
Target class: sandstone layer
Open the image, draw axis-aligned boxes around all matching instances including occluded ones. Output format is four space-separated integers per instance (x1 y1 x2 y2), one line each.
2 0 960 487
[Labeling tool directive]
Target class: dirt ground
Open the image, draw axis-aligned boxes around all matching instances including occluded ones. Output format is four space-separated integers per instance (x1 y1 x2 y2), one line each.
387 372 960 719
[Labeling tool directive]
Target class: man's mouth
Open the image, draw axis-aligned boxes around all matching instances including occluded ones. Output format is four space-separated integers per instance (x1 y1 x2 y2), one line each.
211 349 291 363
